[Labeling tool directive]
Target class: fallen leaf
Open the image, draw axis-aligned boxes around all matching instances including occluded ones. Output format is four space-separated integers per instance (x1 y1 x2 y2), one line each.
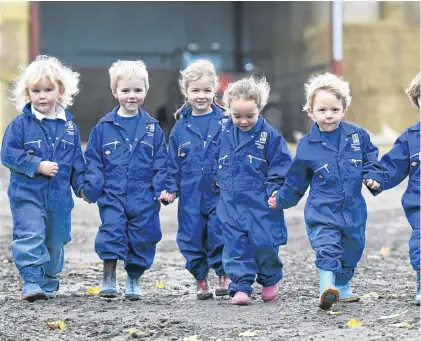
3 259 9 264
183 336 201 341
346 319 362 328
86 286 100 295
378 310 407 320
387 293 406 298
393 322 412 329
47 320 66 330
380 247 390 256
155 281 165 289
79 264 89 269
328 311 342 315
239 331 257 337
362 292 379 298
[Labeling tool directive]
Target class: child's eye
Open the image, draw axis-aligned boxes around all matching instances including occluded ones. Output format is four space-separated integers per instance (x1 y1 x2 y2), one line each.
32 89 40 93
135 89 143 92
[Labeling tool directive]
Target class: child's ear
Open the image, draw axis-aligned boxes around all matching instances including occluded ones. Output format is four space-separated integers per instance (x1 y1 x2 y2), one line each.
307 108 315 120
112 90 118 100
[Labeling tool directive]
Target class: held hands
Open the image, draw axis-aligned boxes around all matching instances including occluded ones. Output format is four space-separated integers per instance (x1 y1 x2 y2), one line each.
363 178 380 191
158 190 177 204
268 191 277 210
80 188 92 204
37 161 58 177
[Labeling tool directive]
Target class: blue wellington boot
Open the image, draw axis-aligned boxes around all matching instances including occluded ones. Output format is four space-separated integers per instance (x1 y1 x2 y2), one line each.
337 282 360 302
415 270 420 306
40 276 59 299
125 274 141 301
99 260 118 297
318 269 339 310
21 282 48 302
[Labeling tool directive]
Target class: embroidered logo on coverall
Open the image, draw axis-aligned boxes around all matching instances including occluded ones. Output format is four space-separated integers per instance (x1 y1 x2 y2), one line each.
351 133 360 151
66 121 74 135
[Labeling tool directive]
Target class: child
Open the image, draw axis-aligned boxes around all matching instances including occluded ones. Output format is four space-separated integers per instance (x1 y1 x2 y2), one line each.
82 60 167 300
215 77 292 305
159 60 230 299
268 73 386 310
379 72 420 305
1 55 85 301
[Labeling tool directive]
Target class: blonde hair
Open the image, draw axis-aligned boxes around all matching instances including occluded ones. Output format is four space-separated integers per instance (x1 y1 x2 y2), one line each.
174 59 219 120
109 60 149 92
223 76 270 111
9 55 80 111
303 72 352 112
405 72 420 108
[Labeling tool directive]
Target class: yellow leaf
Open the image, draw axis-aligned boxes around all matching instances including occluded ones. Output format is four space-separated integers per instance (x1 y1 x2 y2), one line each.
128 328 138 335
239 331 257 337
3 259 9 264
362 292 379 298
183 336 201 341
380 247 390 256
346 319 362 328
393 322 412 329
79 264 88 269
155 281 165 289
328 311 342 315
47 320 66 330
86 286 101 295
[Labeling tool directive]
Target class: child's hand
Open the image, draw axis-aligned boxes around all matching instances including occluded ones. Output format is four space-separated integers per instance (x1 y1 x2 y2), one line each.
268 191 277 209
363 178 380 190
165 192 177 203
158 190 176 204
80 189 92 204
37 161 58 177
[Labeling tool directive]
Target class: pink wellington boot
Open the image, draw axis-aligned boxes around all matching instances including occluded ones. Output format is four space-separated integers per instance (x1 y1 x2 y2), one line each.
261 283 278 302
215 276 231 296
232 291 249 305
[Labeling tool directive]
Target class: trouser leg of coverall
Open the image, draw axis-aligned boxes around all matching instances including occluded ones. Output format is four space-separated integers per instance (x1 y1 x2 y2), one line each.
206 207 225 276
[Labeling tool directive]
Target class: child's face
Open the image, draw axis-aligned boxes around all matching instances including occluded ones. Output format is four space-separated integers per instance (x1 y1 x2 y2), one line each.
308 90 345 132
28 78 63 116
186 76 215 115
230 99 259 132
113 77 146 115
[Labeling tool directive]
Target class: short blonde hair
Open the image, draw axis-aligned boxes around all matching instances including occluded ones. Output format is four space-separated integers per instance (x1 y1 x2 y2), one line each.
109 60 149 92
223 76 270 111
179 59 218 97
9 55 80 111
405 72 420 108
303 72 352 112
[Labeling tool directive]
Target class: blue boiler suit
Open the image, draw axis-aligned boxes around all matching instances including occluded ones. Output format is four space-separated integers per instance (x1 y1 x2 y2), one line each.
216 116 292 296
380 122 420 270
166 104 226 280
276 121 386 285
1 104 86 291
83 106 167 278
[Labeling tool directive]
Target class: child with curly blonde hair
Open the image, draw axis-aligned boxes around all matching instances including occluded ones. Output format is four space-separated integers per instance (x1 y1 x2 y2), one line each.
379 72 420 305
268 72 386 310
160 60 230 299
216 76 292 305
1 55 85 301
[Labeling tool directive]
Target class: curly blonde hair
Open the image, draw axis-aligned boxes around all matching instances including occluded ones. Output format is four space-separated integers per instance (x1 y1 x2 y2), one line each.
223 76 270 111
9 55 80 111
109 60 149 92
174 59 219 120
303 72 352 112
405 72 420 108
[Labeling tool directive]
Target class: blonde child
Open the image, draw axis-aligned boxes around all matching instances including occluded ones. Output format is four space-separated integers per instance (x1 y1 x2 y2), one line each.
1 55 85 301
379 72 420 305
215 77 292 305
160 60 230 299
268 73 386 310
82 60 167 300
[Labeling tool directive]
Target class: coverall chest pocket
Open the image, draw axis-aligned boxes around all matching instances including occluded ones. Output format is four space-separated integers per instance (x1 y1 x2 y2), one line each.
347 152 363 181
139 140 155 160
245 154 268 177
409 151 420 179
217 154 230 185
102 140 122 166
23 139 43 157
178 141 193 164
58 138 75 166
312 162 337 187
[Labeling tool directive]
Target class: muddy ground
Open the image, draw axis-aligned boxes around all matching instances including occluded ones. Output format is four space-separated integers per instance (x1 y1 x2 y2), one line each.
0 165 419 341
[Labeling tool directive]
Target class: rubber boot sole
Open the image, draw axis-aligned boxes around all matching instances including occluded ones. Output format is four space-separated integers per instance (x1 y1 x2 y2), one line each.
197 292 214 300
319 287 339 310
125 294 140 301
21 292 48 302
339 296 360 303
215 289 229 296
